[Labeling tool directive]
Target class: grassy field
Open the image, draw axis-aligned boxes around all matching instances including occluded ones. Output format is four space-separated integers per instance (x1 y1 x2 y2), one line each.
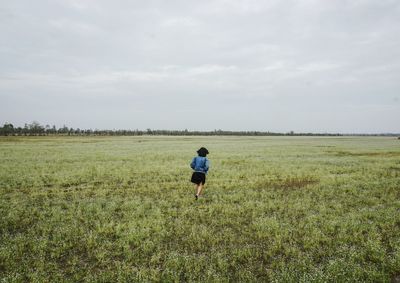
0 136 399 282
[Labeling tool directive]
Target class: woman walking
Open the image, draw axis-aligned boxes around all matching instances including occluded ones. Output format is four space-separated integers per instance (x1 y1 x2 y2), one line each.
190 147 210 200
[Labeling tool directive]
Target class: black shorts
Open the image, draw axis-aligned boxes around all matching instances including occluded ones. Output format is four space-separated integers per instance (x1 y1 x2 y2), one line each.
191 172 206 185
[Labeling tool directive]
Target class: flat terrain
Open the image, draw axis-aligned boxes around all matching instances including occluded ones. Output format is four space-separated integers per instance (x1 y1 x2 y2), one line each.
0 136 399 282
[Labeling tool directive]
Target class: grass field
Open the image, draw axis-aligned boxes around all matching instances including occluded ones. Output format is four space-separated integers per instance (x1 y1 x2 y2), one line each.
0 136 399 282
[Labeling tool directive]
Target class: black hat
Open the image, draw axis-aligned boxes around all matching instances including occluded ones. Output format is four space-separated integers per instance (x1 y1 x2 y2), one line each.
197 147 209 157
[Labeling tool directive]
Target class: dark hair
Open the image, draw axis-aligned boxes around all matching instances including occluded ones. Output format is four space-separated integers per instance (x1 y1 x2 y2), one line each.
197 147 209 157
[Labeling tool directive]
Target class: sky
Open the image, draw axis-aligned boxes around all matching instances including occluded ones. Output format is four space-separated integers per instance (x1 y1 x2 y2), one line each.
1 0 399 133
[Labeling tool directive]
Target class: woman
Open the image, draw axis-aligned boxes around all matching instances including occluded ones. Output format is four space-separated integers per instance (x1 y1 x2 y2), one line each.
190 147 210 200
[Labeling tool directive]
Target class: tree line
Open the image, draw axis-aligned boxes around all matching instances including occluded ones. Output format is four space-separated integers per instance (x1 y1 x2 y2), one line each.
0 121 397 137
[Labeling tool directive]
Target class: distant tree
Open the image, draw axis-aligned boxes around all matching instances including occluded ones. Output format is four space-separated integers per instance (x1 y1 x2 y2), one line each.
28 121 44 135
45 124 51 135
50 125 57 135
1 123 15 136
23 123 29 136
15 127 23 135
59 125 69 135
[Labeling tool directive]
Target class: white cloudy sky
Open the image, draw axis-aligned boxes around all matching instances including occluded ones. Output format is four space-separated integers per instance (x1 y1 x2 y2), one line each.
1 0 399 133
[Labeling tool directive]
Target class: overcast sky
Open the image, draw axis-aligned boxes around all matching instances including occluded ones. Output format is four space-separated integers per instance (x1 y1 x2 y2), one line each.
1 0 399 133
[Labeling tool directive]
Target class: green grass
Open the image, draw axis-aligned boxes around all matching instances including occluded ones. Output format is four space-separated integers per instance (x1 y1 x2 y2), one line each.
0 136 399 282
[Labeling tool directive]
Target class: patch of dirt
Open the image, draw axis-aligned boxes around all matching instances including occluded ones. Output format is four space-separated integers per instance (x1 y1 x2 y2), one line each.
389 166 400 171
391 274 400 283
255 175 319 190
329 150 400 157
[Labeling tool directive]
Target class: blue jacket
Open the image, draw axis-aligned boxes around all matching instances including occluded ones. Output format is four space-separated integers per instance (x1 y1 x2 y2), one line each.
190 156 210 174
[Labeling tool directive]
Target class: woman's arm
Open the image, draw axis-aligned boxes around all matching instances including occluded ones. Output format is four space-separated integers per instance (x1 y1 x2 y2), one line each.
204 158 210 173
190 157 196 169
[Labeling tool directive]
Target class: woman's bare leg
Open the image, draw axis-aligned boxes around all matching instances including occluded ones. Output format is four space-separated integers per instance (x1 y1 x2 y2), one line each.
194 184 199 198
196 183 204 197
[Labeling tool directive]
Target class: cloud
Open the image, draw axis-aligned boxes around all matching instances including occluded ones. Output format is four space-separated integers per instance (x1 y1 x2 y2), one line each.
0 0 399 132
160 17 200 28
48 18 103 36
